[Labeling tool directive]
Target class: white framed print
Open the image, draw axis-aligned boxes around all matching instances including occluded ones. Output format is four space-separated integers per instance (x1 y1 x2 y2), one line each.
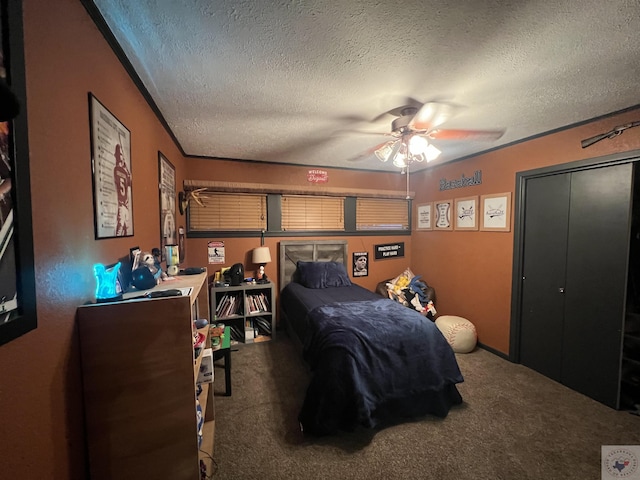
416 203 433 230
480 192 512 232
158 152 177 261
89 93 133 239
434 199 453 231
454 196 478 231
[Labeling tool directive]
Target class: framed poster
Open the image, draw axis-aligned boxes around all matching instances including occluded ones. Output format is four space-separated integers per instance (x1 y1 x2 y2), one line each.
0 0 37 346
416 203 433 230
89 93 133 239
434 199 453 231
158 152 176 261
454 196 479 231
208 241 225 264
480 192 512 232
353 252 368 277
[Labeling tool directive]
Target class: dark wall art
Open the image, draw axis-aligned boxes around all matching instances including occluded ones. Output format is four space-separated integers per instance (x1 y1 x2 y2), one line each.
0 0 37 346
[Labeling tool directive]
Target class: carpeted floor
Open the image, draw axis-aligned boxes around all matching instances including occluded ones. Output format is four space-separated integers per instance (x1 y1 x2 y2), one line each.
210 334 640 480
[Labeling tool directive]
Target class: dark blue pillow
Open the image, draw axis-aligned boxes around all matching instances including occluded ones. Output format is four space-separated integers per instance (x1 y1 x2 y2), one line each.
323 261 352 287
297 261 352 288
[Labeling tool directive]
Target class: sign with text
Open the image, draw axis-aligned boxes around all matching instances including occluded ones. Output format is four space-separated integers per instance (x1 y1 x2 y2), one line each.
439 170 482 191
374 242 405 259
307 169 328 183
208 241 225 264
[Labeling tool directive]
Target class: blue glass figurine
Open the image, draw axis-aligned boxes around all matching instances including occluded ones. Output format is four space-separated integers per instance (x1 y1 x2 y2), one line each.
94 262 122 302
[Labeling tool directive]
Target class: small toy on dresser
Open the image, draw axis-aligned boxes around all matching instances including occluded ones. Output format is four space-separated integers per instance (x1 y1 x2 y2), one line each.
210 323 225 350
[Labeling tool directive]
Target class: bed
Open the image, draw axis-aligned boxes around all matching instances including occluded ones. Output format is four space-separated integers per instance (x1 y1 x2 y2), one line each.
279 240 464 435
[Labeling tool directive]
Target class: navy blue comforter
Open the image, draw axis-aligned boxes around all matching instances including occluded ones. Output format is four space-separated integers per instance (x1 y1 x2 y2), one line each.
297 297 464 435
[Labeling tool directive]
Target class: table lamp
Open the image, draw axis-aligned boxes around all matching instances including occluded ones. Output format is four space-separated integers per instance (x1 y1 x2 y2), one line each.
252 246 272 283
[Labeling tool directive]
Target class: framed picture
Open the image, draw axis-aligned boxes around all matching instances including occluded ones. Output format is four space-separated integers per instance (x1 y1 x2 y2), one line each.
454 196 479 231
89 93 133 239
129 246 141 272
353 251 368 277
480 192 512 232
0 0 38 346
434 199 453 231
158 152 177 261
416 203 433 230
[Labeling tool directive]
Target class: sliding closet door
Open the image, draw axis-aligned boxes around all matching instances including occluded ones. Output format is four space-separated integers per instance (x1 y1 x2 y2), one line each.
562 164 632 407
520 173 571 381
519 162 633 408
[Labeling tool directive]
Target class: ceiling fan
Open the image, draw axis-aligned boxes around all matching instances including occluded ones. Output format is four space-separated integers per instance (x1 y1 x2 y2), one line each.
351 101 505 170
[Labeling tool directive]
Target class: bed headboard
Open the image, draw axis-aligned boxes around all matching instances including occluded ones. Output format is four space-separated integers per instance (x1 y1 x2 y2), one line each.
279 240 349 291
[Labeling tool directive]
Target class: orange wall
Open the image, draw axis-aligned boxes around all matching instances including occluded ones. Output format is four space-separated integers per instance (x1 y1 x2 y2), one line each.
186 233 411 293
2 1 188 478
411 109 640 354
184 157 414 296
185 156 409 191
0 2 410 478
1 0 639 478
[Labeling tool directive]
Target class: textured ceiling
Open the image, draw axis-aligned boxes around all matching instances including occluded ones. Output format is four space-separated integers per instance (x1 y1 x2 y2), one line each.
90 0 640 172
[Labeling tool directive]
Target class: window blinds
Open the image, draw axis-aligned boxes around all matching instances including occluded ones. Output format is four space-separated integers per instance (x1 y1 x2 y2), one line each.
188 193 266 231
356 198 409 230
281 195 344 231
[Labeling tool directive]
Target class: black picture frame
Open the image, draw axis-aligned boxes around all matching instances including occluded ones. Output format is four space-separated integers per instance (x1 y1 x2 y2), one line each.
353 251 368 277
374 242 405 259
89 93 133 239
0 0 37 347
158 151 176 261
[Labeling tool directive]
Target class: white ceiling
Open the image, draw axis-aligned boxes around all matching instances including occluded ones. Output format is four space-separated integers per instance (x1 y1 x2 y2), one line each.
90 0 640 172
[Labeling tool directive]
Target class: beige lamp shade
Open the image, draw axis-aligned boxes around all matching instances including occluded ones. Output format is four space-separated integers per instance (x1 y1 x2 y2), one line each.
252 246 272 264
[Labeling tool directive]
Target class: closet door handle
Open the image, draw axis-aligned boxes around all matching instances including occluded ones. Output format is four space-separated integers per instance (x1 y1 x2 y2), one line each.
558 287 565 293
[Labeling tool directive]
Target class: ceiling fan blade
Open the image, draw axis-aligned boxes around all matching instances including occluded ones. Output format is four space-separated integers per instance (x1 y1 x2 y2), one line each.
347 140 395 162
408 102 461 131
371 97 424 122
427 128 505 141
339 129 394 137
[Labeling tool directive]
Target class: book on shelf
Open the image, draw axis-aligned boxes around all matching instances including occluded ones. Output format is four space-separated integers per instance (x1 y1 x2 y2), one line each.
228 324 244 342
245 292 270 314
253 316 272 336
217 293 242 317
215 296 226 316
259 292 270 311
246 295 259 314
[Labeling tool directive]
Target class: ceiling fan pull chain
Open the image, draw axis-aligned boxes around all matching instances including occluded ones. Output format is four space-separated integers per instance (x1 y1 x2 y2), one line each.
406 164 410 199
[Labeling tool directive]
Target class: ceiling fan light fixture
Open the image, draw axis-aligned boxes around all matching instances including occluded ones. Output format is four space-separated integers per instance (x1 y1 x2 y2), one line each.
424 143 441 162
392 153 408 168
408 135 429 155
408 135 441 163
374 141 395 162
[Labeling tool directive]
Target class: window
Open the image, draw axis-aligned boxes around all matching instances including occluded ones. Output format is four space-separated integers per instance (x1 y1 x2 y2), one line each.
281 195 344 231
183 182 412 237
188 192 266 231
356 198 409 230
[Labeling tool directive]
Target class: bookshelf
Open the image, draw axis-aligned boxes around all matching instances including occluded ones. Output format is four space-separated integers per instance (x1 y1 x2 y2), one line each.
211 282 276 343
77 273 214 480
